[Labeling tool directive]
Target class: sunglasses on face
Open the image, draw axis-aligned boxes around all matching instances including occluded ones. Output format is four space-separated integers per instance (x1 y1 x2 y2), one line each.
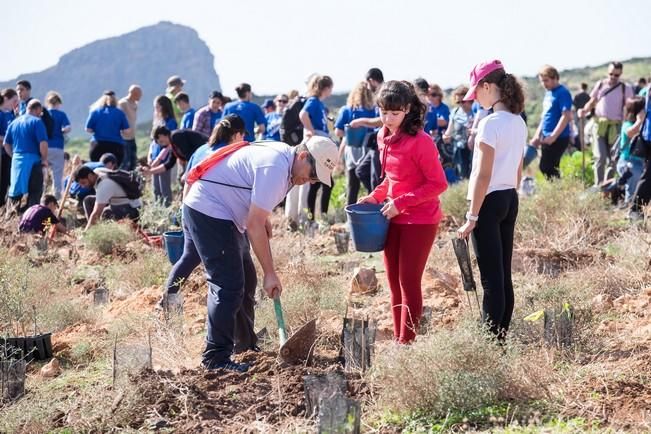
429 93 442 98
277 99 288 104
609 73 621 78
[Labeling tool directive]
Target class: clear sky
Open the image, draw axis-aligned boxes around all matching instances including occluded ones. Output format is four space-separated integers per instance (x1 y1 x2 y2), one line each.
3 0 648 95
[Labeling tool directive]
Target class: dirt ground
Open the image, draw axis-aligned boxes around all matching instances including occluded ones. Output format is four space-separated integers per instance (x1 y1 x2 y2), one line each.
2 208 651 432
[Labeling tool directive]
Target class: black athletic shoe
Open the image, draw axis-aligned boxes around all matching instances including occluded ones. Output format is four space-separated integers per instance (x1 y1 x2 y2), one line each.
204 358 249 373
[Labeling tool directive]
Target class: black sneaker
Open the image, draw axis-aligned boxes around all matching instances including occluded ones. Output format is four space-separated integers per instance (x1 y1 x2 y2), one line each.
204 358 249 373
234 344 261 354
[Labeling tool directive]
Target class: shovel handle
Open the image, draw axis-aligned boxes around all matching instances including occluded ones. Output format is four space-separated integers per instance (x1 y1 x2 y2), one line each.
273 297 288 346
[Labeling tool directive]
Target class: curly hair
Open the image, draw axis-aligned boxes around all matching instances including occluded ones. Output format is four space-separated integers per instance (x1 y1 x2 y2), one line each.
376 80 426 135
346 81 375 110
480 70 525 114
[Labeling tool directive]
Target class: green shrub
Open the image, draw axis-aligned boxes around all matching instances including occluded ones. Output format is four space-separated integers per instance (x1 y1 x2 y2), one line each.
83 221 135 255
559 150 593 186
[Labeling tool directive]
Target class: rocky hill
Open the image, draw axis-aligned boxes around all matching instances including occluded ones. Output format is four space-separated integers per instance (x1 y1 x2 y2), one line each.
0 21 221 135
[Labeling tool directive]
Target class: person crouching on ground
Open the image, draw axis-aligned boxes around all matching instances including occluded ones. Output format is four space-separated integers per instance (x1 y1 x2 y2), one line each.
158 115 246 310
19 194 66 234
456 60 528 341
73 165 142 230
183 135 338 372
358 80 448 344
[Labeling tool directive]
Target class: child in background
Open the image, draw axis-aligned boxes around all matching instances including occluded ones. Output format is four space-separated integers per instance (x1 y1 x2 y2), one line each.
174 92 196 130
358 80 448 344
45 91 71 199
300 74 334 221
149 95 178 206
19 194 67 234
616 96 646 204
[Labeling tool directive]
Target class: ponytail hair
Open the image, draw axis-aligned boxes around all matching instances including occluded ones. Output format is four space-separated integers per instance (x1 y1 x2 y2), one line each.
376 80 426 135
307 75 333 98
209 114 246 145
480 70 525 114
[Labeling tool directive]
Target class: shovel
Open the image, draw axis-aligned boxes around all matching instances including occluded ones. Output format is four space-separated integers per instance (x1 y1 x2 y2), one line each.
451 238 481 316
273 297 316 364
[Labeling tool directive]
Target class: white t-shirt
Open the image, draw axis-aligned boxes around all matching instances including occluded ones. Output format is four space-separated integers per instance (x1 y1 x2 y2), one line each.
467 111 527 200
183 141 295 233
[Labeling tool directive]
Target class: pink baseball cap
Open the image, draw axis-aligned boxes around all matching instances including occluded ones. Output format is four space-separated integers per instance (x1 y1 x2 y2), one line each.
463 59 505 101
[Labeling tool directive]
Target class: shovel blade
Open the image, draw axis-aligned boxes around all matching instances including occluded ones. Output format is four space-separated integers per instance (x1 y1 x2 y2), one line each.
280 319 317 364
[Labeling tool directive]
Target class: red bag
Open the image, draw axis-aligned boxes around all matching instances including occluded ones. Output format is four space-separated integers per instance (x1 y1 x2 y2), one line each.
185 141 249 186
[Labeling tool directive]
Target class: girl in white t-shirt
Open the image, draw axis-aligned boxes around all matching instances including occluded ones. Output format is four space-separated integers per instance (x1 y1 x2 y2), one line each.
456 60 527 340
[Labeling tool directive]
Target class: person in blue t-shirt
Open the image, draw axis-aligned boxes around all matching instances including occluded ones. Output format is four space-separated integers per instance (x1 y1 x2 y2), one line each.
223 83 266 141
0 88 19 206
16 80 32 116
300 74 334 221
262 99 283 141
3 99 49 212
532 65 573 179
149 95 178 207
334 82 377 205
85 91 131 166
425 84 450 138
174 92 196 130
44 91 71 199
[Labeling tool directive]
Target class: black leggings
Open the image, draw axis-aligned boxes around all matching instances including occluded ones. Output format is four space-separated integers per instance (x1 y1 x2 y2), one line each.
0 152 11 207
346 168 361 206
539 137 569 180
471 189 518 338
307 179 332 220
90 141 125 166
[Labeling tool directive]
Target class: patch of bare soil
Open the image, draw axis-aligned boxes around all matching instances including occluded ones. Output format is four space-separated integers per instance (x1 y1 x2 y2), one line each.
114 351 369 432
348 268 464 341
562 287 651 429
512 247 597 276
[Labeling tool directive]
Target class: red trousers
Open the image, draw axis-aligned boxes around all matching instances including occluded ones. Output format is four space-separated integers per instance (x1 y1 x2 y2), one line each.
383 222 438 343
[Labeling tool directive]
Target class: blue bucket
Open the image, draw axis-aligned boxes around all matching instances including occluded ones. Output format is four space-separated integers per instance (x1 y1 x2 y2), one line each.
163 231 184 265
344 125 367 148
344 203 390 252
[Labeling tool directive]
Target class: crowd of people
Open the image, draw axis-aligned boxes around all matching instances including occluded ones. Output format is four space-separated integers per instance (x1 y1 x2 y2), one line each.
1 59 650 372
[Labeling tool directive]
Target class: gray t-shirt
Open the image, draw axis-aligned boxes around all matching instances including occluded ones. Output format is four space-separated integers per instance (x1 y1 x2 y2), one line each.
183 141 295 232
94 169 142 208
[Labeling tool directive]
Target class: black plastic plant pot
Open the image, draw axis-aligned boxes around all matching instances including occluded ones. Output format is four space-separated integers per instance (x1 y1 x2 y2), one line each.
1 333 53 362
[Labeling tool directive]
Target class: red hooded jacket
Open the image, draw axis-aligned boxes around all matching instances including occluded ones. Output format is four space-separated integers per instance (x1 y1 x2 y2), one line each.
370 127 448 225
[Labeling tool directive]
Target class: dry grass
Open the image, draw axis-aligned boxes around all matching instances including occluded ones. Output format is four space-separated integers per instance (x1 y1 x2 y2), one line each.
369 318 551 418
516 178 614 251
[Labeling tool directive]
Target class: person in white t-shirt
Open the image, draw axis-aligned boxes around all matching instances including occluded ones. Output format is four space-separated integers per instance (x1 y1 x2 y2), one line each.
457 59 528 340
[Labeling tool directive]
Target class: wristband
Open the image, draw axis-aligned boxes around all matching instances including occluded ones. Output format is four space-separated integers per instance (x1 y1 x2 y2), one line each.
465 212 479 222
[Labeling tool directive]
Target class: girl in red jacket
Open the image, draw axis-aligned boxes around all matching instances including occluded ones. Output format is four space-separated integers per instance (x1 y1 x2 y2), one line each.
359 80 448 344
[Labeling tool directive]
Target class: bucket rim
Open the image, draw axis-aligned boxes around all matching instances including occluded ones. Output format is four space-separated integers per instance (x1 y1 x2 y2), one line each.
344 203 385 216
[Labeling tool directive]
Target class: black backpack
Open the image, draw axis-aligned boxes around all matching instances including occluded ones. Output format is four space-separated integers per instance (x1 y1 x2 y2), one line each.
280 96 306 146
101 170 144 200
